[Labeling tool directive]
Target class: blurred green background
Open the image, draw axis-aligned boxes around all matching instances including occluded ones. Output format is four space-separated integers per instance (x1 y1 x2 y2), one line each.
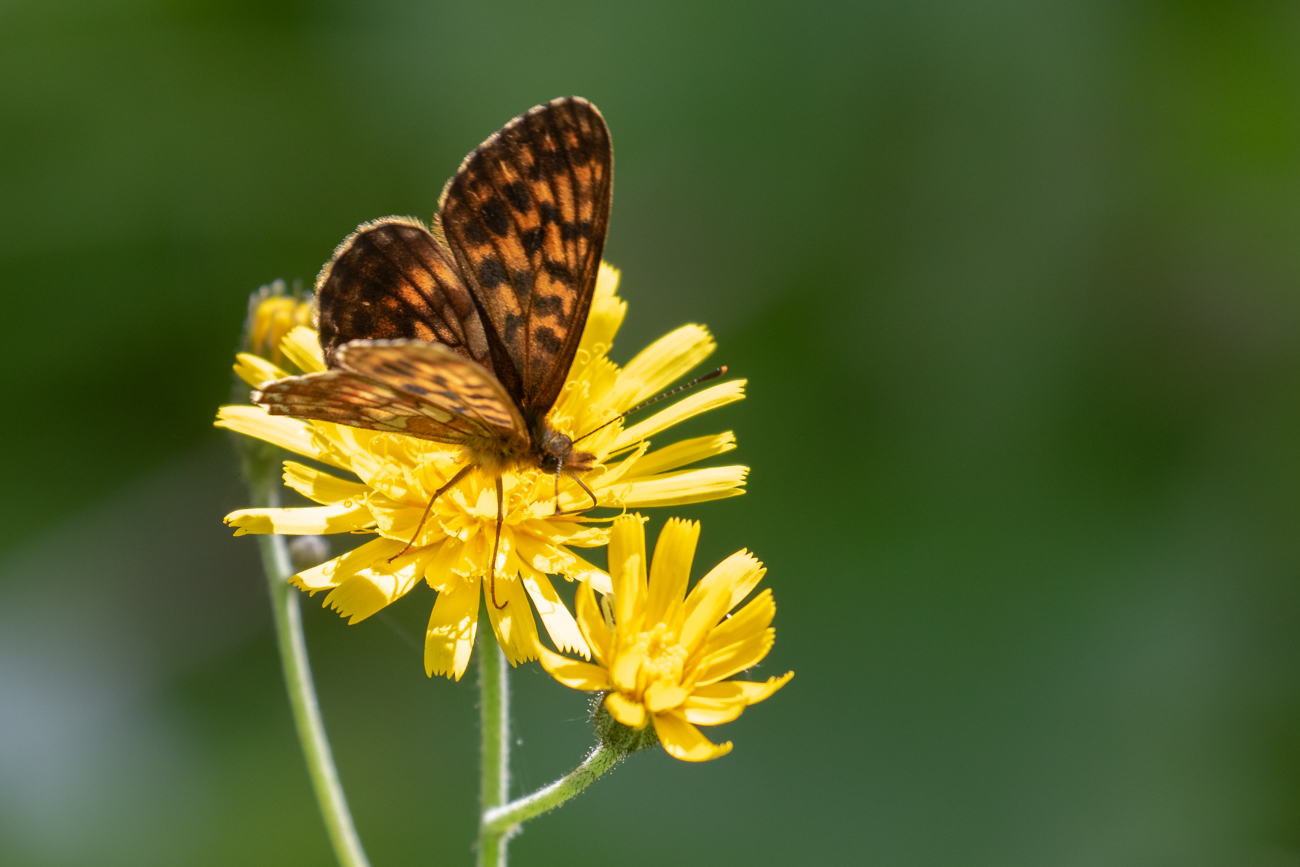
4 0 1300 864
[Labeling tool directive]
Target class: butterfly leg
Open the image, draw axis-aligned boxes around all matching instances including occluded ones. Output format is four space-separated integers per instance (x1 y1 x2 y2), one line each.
488 475 508 610
552 461 564 516
389 463 473 562
553 472 599 516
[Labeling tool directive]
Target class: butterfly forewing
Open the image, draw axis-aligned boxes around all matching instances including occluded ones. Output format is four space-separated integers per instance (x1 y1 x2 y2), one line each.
438 97 612 416
315 218 491 369
257 97 613 469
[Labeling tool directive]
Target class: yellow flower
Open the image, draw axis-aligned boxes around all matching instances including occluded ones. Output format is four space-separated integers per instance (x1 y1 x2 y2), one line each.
539 514 792 762
244 279 313 366
219 265 748 681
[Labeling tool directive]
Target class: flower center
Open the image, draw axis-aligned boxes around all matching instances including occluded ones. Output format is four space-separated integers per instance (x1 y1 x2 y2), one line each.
634 622 687 694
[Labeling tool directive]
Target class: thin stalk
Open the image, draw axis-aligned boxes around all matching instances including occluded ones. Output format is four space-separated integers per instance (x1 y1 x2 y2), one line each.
481 744 620 834
476 630 511 867
249 454 372 867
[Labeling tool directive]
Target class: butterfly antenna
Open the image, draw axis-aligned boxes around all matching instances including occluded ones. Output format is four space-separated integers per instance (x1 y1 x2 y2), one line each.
388 463 473 563
571 365 728 446
488 476 508 610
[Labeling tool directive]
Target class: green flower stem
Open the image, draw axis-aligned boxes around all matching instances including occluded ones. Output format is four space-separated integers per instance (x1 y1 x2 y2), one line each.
480 743 620 835
248 449 372 867
476 628 511 867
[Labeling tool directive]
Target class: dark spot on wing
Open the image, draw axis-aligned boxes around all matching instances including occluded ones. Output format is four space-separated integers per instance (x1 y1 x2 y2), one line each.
542 150 567 173
560 220 594 243
534 326 562 355
534 294 564 316
504 312 524 338
543 260 573 284
481 198 510 237
504 181 531 213
539 203 561 225
521 227 544 256
462 215 488 246
404 384 431 396
477 257 507 289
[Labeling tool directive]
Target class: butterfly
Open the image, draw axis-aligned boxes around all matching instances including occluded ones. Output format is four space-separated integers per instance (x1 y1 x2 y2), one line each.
252 97 613 608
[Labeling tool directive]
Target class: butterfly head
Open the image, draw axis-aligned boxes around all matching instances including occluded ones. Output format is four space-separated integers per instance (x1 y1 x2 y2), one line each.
533 422 594 477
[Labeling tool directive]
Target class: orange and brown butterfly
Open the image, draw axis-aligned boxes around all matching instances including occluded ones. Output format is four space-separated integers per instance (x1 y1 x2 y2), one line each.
252 97 627 608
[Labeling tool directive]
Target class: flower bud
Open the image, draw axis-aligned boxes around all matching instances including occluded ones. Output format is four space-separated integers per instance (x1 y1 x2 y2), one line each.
288 535 332 571
590 693 659 756
244 279 314 366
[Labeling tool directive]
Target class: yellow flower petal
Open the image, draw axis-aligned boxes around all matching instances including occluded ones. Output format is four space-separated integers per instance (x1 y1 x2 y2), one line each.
679 559 736 655
575 581 612 666
681 693 747 726
607 514 647 632
224 502 372 536
292 536 404 592
616 466 748 508
611 639 646 693
574 263 625 360
513 530 580 575
699 587 775 658
518 519 608 548
422 535 466 592
685 671 794 725
538 645 610 690
425 575 481 680
645 518 698 627
605 692 648 729
486 576 540 667
283 462 370 505
652 711 732 761
629 432 736 478
613 380 746 450
233 353 289 388
280 325 326 373
586 441 650 490
323 549 429 624
685 551 765 622
644 680 689 713
520 565 590 658
614 324 716 409
559 551 612 595
695 628 775 687
216 406 347 468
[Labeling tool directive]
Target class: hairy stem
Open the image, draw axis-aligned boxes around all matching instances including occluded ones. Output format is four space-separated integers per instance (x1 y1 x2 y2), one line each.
481 744 620 834
248 451 371 867
477 630 511 867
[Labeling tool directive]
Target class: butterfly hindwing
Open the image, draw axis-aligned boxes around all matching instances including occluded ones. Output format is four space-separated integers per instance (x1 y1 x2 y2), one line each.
334 339 526 440
253 368 489 444
438 97 612 416
315 217 492 369
254 340 526 447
